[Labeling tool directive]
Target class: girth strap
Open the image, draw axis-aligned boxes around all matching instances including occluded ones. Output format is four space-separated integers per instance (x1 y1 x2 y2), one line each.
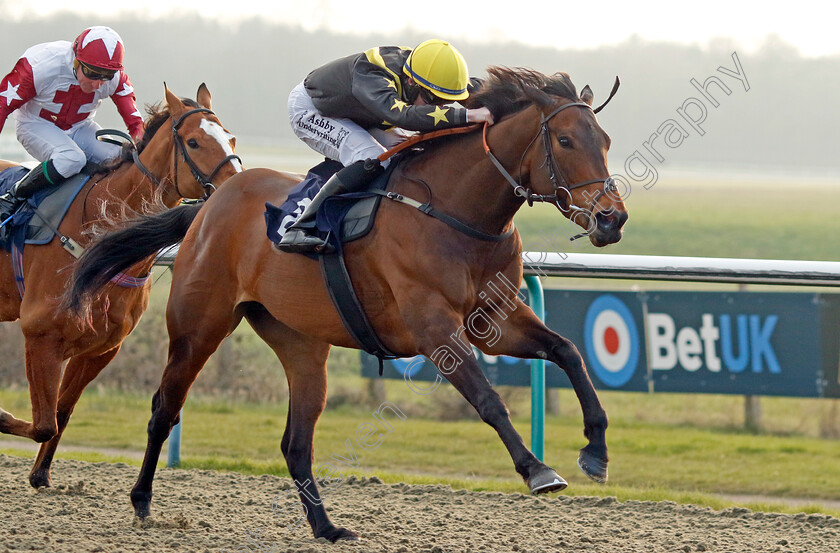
319 252 401 375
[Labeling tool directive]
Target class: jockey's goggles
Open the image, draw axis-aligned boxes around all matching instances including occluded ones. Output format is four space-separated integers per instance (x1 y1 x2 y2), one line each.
418 86 448 106
78 61 117 81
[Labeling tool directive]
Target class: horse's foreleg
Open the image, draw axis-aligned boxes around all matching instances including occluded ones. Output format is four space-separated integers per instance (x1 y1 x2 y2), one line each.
0 338 63 443
29 347 121 488
473 302 609 484
245 306 357 542
404 308 562 493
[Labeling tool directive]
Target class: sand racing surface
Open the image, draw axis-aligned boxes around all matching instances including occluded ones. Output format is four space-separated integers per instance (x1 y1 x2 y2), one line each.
1 454 839 552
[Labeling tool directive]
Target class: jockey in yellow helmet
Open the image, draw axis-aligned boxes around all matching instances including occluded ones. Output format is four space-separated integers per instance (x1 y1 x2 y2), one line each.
280 39 493 253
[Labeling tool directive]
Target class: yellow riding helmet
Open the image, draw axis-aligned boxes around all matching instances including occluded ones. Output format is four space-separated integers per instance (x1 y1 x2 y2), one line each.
403 39 469 101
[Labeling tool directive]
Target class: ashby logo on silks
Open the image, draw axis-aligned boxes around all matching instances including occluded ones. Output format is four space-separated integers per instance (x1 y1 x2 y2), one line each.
584 295 641 387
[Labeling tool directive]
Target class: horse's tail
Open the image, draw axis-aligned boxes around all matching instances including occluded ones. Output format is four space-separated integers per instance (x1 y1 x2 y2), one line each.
61 203 203 318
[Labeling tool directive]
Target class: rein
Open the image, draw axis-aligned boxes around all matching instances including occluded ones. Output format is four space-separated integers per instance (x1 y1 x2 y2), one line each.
376 123 480 163
96 128 159 184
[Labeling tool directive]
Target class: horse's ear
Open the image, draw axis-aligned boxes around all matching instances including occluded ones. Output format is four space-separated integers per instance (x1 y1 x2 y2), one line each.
580 85 594 106
523 86 554 109
164 83 186 117
196 83 212 110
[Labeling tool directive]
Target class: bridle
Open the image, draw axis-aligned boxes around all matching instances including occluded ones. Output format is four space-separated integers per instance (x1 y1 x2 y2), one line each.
482 78 621 237
170 108 241 198
370 77 622 243
97 108 241 200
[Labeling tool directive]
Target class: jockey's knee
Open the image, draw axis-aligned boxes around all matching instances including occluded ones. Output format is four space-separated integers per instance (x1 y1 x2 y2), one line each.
338 134 386 167
50 150 87 178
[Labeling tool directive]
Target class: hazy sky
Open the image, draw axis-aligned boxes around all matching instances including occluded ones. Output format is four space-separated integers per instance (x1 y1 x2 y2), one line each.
10 0 840 58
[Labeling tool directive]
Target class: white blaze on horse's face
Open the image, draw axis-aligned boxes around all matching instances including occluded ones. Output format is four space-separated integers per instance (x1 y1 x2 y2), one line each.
199 119 243 173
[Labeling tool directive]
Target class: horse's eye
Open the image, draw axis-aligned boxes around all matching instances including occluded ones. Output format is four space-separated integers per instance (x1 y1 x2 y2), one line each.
558 136 572 148
187 138 199 149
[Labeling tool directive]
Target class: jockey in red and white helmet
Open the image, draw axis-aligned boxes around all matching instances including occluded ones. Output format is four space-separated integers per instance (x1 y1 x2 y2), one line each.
0 26 145 223
73 26 127 72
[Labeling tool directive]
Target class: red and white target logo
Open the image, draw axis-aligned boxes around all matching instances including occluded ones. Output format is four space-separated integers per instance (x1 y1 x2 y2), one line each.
584 295 640 387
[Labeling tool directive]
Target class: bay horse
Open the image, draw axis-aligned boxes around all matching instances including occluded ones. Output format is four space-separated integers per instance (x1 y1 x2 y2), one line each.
0 84 241 489
64 67 627 541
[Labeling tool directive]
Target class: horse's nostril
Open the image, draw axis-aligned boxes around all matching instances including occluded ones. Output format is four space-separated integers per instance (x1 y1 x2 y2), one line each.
596 212 616 231
596 210 627 232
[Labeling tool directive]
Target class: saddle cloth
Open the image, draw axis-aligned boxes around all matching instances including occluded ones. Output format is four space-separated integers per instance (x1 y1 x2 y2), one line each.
264 159 398 251
263 157 405 366
0 166 90 251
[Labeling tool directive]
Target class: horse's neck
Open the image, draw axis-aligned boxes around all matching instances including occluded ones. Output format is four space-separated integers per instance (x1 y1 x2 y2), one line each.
84 136 179 222
407 112 535 236
134 130 181 206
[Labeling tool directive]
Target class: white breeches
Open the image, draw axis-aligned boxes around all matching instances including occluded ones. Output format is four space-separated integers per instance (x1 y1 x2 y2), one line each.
288 81 413 167
15 116 121 178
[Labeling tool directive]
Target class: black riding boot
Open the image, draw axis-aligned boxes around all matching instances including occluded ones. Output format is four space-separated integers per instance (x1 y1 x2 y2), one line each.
276 158 384 254
0 161 62 223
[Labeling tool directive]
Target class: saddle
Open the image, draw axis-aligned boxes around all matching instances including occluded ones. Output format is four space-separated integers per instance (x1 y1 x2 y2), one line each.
264 158 398 251
0 166 90 252
264 157 407 371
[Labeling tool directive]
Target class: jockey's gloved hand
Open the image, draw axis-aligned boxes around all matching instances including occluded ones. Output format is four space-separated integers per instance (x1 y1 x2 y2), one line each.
467 107 494 125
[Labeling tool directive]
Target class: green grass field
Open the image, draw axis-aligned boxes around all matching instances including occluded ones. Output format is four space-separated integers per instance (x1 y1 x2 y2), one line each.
519 178 840 261
1 387 839 518
1 171 839 518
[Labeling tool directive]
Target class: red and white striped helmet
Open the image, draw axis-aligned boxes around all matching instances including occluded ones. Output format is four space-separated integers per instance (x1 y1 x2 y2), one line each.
73 26 125 71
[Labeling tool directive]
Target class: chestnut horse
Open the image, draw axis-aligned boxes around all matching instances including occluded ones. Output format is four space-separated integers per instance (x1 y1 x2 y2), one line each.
65 68 627 541
0 84 241 489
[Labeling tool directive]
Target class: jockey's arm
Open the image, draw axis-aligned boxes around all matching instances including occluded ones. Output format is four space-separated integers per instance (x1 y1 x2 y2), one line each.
110 72 145 142
0 58 37 135
351 64 471 132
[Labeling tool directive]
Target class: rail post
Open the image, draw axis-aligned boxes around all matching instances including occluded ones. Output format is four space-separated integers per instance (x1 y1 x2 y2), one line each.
524 275 545 461
167 411 182 467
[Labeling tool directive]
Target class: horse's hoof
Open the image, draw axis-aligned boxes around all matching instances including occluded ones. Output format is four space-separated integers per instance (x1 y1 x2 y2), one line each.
323 527 359 542
528 468 568 494
133 500 151 520
577 449 608 483
29 470 51 489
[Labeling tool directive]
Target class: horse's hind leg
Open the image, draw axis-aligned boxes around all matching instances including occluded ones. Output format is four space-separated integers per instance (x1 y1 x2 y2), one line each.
473 301 609 484
29 347 121 488
0 337 64 443
245 305 358 542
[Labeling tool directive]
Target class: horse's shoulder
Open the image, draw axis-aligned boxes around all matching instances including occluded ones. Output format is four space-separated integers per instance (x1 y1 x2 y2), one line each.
240 168 304 192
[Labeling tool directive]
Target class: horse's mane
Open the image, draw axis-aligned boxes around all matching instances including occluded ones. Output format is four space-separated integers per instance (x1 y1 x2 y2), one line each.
102 98 201 171
465 66 580 120
408 67 580 157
